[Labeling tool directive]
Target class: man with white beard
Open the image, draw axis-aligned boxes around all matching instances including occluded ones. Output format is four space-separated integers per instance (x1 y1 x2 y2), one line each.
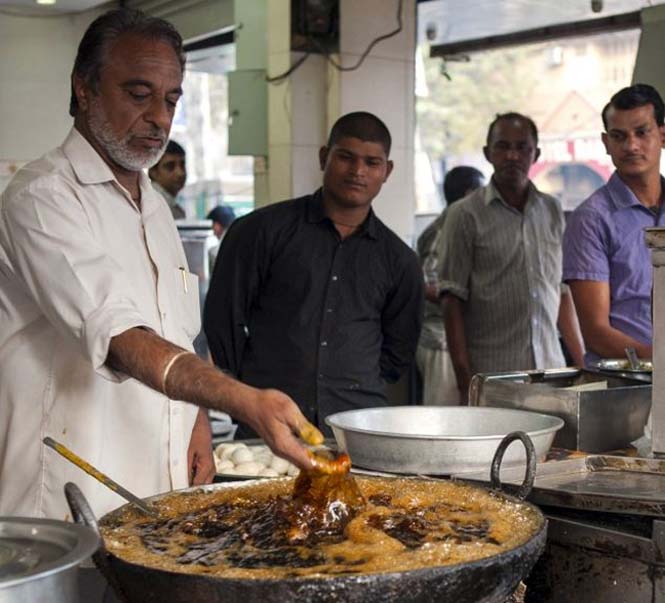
0 8 319 527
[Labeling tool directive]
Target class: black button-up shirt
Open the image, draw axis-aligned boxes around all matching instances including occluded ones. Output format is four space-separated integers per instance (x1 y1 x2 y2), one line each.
204 189 423 435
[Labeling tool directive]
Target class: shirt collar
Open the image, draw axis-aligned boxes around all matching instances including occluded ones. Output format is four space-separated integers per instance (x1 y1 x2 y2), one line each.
62 127 116 185
306 188 378 239
62 127 161 217
606 171 665 211
483 178 538 208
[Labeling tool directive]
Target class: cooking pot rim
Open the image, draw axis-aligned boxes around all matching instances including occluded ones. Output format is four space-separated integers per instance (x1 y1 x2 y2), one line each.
0 517 100 589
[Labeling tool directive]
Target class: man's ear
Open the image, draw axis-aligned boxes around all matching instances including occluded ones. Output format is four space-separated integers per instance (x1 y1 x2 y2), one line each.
601 132 610 155
482 146 490 162
384 159 394 182
72 73 91 112
659 125 665 149
319 146 329 170
533 147 541 163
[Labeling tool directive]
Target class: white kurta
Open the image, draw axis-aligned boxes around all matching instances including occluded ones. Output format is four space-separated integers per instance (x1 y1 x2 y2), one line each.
0 128 200 520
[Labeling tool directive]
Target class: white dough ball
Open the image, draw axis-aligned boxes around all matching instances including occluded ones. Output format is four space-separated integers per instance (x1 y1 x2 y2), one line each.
214 443 233 459
255 451 273 466
231 447 254 464
259 468 279 477
220 443 246 461
287 463 299 476
249 445 270 455
269 456 290 475
215 459 234 473
235 462 264 476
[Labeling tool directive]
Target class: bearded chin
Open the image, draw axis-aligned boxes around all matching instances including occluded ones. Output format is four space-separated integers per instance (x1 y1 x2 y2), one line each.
87 104 167 171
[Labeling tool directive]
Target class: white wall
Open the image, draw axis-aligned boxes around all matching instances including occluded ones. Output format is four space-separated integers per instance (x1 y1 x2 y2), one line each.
339 0 417 244
0 9 106 163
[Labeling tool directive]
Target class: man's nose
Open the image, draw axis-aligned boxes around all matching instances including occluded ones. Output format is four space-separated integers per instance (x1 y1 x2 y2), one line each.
623 133 640 151
506 146 520 160
144 98 172 132
349 158 366 174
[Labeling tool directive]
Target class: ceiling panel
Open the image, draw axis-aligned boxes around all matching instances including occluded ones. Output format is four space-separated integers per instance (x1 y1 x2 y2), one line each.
418 0 665 45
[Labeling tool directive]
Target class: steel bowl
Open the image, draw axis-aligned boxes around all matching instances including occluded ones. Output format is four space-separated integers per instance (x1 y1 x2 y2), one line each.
326 406 563 477
0 517 99 603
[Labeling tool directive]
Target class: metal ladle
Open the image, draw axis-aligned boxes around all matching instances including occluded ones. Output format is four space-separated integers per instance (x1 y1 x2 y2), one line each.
43 436 158 517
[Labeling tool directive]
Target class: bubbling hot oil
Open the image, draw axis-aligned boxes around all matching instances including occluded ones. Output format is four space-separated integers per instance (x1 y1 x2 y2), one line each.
101 477 542 580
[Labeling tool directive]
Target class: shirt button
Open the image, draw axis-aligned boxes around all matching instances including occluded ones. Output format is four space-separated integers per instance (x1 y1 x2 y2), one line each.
318 373 324 379
326 308 333 313
331 275 338 281
321 341 328 347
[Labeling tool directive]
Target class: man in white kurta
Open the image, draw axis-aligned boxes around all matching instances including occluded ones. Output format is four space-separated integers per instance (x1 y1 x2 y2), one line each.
0 128 200 520
0 9 319 525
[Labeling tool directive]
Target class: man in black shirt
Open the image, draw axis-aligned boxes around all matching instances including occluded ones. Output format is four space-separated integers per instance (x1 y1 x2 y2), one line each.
204 112 423 435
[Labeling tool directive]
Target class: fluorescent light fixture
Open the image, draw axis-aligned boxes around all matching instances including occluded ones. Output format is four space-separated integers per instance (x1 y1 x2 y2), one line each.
36 0 57 4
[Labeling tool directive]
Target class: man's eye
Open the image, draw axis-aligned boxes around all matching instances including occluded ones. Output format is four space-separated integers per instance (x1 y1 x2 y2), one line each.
130 92 149 101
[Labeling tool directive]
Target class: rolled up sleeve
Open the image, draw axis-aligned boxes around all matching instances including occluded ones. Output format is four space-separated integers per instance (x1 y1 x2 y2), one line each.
3 182 149 380
562 206 610 283
437 203 474 301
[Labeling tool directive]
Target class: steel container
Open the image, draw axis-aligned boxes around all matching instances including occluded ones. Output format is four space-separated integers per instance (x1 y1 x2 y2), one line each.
469 368 651 452
0 517 99 603
325 406 563 477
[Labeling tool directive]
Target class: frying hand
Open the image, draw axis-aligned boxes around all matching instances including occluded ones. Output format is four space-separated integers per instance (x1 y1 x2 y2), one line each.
243 388 320 471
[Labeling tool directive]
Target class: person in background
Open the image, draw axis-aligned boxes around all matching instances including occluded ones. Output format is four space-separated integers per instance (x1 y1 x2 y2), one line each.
438 112 585 401
204 112 424 437
415 166 484 406
149 139 187 219
0 8 319 526
206 204 236 272
564 84 665 364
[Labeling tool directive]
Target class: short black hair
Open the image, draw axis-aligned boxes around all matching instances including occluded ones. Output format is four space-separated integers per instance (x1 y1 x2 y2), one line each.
486 112 539 147
69 8 185 117
327 112 392 156
207 205 236 228
164 140 185 156
443 166 484 204
601 83 665 129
